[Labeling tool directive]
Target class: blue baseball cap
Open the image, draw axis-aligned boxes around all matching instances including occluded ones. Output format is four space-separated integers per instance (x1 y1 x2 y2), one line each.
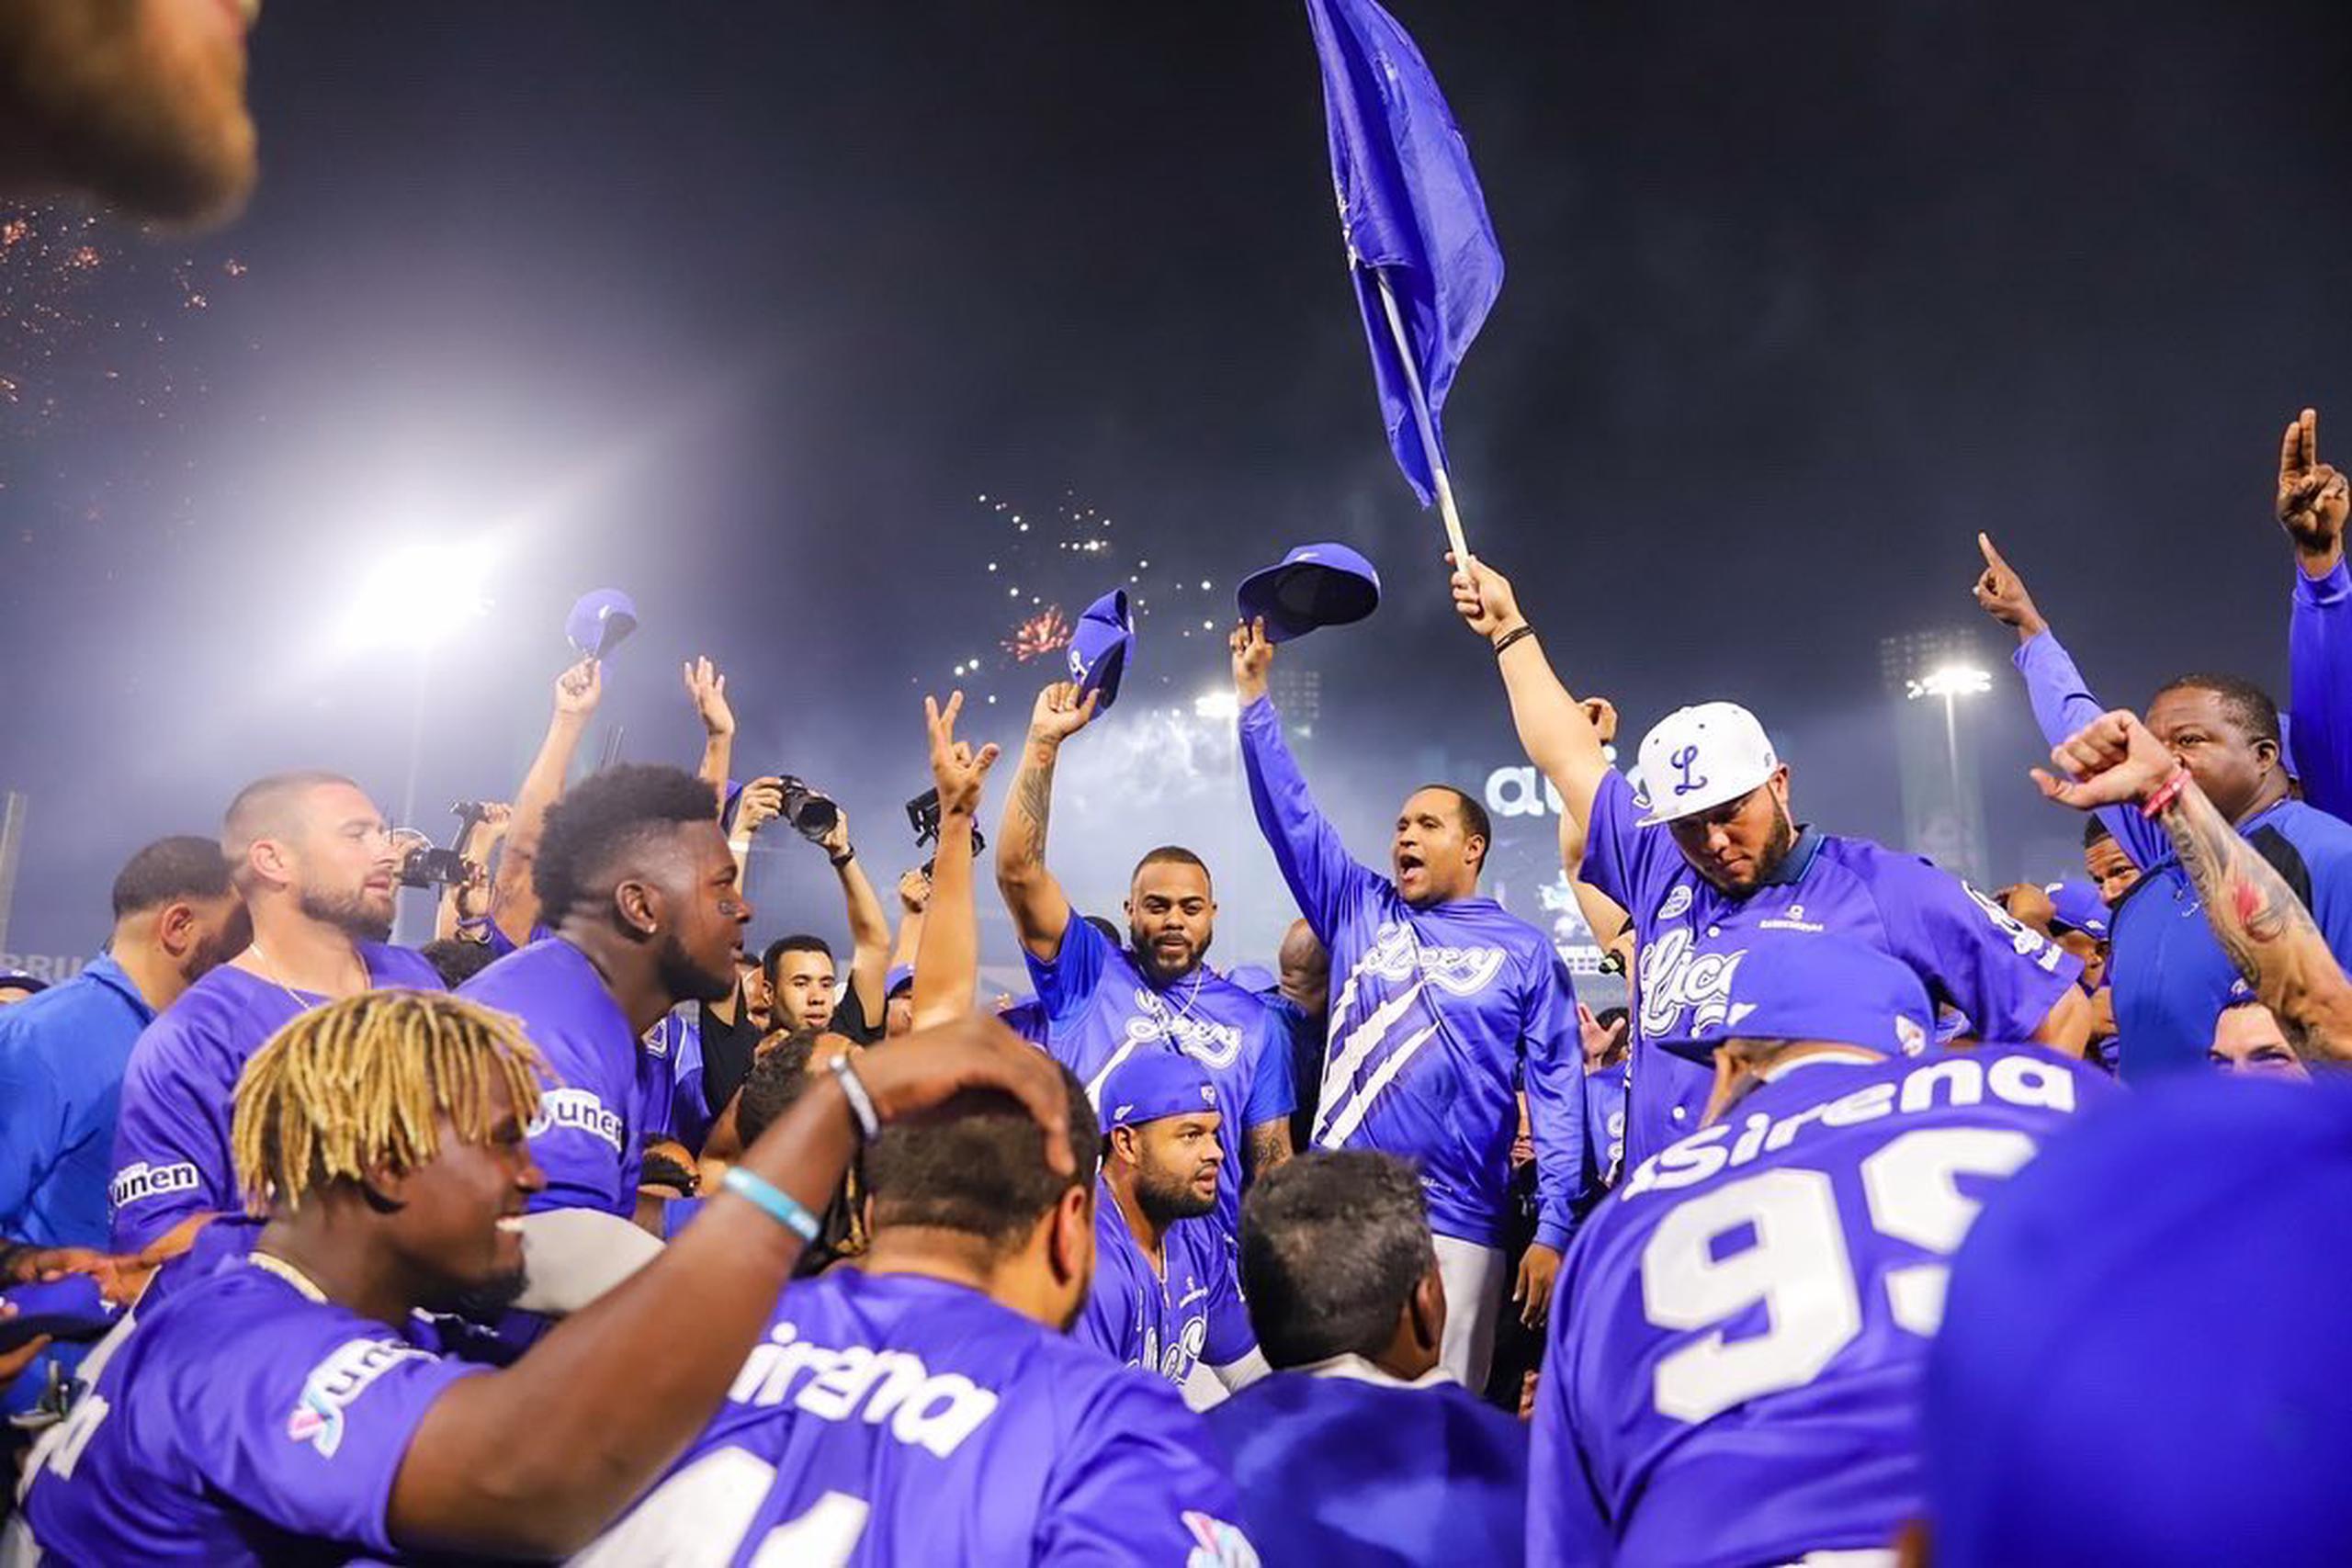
1235 543 1382 644
1653 936 1934 1065
1066 589 1135 713
1101 1051 1221 1132
2041 879 2110 941
1926 1078 2352 1563
565 588 639 660
884 964 914 998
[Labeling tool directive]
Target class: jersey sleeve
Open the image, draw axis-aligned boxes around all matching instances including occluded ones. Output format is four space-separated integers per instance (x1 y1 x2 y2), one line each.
0 1021 67 1227
521 1043 635 1218
186 1320 486 1556
1037 1376 1257 1565
1578 771 1679 917
1520 948 1589 1252
1023 913 1111 1031
1876 859 2082 1041
1241 1002 1295 1129
2010 629 2163 869
1238 695 1380 944
2290 558 2352 820
107 1019 239 1251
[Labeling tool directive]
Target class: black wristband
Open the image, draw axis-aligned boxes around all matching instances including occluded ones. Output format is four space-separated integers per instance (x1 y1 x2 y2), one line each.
830 846 856 869
1493 625 1536 657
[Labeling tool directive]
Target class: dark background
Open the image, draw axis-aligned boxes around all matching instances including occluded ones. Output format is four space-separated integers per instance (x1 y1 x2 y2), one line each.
4 2 2347 975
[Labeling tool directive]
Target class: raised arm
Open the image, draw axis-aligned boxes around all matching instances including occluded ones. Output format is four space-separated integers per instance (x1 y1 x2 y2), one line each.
888 868 929 975
1232 618 1377 935
912 693 1000 1029
387 1016 1072 1559
683 658 737 818
434 804 509 942
817 807 893 1035
2035 709 2352 1065
491 660 600 946
2278 407 2352 817
993 681 1099 963
1449 556 1611 832
1974 534 2162 868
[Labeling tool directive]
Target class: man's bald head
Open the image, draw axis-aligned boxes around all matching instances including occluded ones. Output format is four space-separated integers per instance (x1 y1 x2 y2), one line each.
223 772 366 875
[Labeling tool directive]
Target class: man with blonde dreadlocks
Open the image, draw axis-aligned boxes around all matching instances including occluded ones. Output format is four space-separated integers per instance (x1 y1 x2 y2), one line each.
12 988 1073 1563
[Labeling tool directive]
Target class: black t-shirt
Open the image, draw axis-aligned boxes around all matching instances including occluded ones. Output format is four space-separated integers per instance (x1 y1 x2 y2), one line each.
697 981 768 1118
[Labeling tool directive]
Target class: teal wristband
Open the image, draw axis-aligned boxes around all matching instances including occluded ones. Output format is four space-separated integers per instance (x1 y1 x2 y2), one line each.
721 1166 821 1243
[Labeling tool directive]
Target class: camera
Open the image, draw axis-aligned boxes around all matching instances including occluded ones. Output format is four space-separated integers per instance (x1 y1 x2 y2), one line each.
906 788 983 879
400 846 474 890
776 776 839 843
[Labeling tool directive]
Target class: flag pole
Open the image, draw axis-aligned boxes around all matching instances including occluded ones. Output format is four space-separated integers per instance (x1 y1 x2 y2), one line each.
1370 265 1473 564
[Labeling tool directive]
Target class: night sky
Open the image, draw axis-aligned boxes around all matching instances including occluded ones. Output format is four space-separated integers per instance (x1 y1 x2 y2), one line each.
5 1 2349 972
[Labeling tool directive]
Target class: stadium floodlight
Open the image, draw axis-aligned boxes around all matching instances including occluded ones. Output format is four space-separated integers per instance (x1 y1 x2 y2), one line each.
1905 664 1993 703
1193 690 1240 722
341 539 495 654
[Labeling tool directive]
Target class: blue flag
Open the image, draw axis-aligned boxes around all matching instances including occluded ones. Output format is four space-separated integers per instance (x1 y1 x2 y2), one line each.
1306 0 1504 505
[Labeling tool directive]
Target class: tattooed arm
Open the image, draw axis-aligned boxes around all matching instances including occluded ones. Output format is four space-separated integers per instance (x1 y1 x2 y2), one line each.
2035 709 2352 1064
1245 1118 1294 1183
994 680 1102 963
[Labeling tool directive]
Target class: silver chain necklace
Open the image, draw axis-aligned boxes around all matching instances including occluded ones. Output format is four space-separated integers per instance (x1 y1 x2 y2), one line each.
246 941 356 1013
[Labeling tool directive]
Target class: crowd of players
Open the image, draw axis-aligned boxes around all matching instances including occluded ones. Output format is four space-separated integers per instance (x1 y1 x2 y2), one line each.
5 5 2352 1563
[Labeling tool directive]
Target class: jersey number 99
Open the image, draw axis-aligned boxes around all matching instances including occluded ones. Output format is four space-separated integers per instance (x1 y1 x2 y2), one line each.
1638 1128 2035 1423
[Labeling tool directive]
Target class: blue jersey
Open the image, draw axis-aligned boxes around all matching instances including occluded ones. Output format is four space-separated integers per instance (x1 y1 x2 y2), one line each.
2290 557 2352 820
0 953 154 1252
1076 1176 1255 1386
572 1269 1260 1566
1025 916 1291 1241
1531 1047 2110 1567
639 1009 710 1154
1205 1365 1526 1567
0 954 156 1413
1582 1059 1628 1197
1242 695 1589 1250
108 946 445 1251
18 1258 486 1564
1580 768 2079 1171
459 938 642 1218
2016 627 2352 1078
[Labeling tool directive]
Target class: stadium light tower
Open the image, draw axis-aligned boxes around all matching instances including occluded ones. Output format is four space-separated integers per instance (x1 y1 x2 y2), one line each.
1880 632 1997 884
340 538 495 941
1906 662 1993 838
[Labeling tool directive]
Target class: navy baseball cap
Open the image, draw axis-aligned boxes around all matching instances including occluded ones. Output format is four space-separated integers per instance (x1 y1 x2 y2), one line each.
1101 1051 1220 1132
565 588 639 660
1234 543 1382 644
1926 1078 2352 1564
1653 937 1933 1065
884 964 914 998
2041 879 2110 940
1066 589 1135 713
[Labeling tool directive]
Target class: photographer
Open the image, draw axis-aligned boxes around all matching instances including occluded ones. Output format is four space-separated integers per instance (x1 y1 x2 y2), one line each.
735 773 893 1043
433 802 512 945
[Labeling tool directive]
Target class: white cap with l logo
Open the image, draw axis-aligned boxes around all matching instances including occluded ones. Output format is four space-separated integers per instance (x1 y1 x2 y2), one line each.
1634 701 1781 827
